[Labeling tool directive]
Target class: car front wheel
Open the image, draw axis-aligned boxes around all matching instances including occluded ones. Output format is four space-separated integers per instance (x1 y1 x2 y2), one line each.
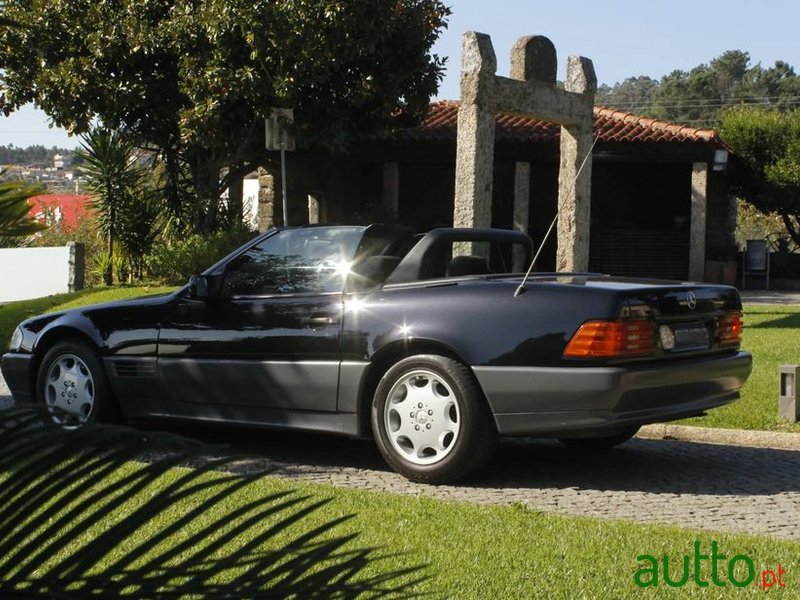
36 339 116 429
371 354 497 484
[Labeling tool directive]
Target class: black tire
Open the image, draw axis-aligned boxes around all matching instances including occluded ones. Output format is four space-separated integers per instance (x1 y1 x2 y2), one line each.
36 339 118 428
371 354 497 484
558 426 640 451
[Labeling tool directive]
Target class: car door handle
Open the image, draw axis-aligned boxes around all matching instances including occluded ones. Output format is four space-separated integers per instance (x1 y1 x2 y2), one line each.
300 314 340 326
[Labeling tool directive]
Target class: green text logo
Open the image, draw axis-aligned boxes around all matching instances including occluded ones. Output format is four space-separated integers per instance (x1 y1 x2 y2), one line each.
635 541 786 590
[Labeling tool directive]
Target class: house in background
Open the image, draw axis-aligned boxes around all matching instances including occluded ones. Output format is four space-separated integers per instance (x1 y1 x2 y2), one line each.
257 101 737 283
28 194 92 228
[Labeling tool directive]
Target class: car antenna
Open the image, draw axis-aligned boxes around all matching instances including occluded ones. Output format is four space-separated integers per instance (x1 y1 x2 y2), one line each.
514 135 599 298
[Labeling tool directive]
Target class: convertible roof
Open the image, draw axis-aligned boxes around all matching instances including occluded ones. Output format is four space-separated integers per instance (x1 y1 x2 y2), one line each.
385 228 533 285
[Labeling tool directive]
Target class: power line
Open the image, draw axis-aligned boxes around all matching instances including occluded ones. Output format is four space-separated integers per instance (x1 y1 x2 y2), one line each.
600 96 800 111
604 94 800 106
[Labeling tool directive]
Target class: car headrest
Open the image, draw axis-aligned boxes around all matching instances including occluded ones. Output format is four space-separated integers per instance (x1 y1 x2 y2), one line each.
446 255 490 277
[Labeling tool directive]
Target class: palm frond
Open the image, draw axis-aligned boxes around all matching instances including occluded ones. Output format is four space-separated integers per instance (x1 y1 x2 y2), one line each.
0 179 46 239
0 408 425 598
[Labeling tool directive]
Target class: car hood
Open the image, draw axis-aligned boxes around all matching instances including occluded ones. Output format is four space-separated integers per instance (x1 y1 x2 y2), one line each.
19 290 179 334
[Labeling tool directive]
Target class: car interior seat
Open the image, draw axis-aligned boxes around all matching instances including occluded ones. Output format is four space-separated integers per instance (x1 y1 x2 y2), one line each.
446 255 491 277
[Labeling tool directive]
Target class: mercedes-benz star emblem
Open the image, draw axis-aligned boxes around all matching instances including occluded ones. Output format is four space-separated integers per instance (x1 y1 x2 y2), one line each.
686 291 697 310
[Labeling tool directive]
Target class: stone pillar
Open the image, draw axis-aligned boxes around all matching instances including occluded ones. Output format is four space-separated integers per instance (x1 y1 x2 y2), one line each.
556 56 597 272
689 162 709 281
510 35 557 84
382 162 400 221
453 32 497 232
452 33 596 266
308 193 321 224
513 161 531 271
257 167 277 231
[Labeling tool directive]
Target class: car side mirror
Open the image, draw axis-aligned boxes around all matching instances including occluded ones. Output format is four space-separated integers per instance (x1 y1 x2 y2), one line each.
189 274 220 300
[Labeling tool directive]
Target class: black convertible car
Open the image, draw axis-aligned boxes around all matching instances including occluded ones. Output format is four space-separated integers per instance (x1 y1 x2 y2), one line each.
2 225 752 482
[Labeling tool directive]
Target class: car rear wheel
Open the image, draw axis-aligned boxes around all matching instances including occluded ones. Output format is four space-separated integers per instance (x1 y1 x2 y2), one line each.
371 354 497 484
36 339 116 429
558 426 640 451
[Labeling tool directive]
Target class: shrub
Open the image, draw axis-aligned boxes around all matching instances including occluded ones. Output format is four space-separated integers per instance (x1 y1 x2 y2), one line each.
147 225 257 284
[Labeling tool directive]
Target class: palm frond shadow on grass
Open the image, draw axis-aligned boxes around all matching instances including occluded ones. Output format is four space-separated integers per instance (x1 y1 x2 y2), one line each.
0 408 426 598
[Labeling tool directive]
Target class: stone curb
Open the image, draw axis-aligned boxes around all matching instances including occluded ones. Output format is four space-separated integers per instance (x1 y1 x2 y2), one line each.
637 424 800 451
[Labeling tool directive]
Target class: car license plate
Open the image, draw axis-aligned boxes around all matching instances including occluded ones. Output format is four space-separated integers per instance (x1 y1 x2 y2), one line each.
659 322 709 351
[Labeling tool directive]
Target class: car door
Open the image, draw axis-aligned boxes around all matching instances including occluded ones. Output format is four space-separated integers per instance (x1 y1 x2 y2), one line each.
158 227 363 412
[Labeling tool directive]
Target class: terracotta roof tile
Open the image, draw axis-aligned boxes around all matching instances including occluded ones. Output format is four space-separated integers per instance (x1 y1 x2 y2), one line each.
395 101 720 144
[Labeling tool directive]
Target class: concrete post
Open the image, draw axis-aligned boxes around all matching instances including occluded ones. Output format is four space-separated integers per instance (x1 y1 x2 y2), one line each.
690 162 709 281
382 162 400 221
308 193 321 224
513 161 531 271
779 364 800 422
67 241 84 292
453 32 497 232
556 56 597 272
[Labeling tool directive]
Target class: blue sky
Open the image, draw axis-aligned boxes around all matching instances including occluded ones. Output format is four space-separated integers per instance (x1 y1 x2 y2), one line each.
3 0 799 148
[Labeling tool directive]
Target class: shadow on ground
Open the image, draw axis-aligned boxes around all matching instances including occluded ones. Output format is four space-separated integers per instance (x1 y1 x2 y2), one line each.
0 409 424 599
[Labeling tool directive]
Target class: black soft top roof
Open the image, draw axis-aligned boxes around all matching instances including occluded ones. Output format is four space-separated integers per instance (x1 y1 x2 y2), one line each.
385 228 533 284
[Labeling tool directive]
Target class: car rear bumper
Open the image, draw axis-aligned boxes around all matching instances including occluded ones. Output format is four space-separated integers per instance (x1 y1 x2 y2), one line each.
1 352 35 405
472 351 753 437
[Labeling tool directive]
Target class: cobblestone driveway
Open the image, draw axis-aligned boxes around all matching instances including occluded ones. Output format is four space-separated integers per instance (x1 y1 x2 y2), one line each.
197 426 800 541
3 376 799 541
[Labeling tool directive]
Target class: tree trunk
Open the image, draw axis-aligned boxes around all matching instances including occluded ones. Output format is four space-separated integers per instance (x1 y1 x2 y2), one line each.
164 147 183 231
782 214 800 248
104 233 114 286
191 158 220 234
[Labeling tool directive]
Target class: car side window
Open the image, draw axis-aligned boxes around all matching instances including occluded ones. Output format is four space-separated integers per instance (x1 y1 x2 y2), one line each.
222 228 362 296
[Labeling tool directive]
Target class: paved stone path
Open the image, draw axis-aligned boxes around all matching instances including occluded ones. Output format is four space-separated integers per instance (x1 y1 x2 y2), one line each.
2 374 799 541
741 290 800 305
195 426 800 541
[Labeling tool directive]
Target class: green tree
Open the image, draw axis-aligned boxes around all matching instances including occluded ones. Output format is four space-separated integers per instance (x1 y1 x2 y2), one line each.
0 178 46 246
596 76 659 112
649 51 751 125
0 0 450 233
598 50 800 127
77 128 147 285
719 107 800 246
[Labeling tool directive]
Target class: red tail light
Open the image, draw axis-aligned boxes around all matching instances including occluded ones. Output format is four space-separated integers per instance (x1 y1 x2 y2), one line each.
718 311 743 347
564 319 654 359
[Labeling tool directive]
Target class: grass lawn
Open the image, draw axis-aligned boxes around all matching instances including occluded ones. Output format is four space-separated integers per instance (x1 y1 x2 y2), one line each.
0 285 176 348
680 304 800 432
4 459 798 599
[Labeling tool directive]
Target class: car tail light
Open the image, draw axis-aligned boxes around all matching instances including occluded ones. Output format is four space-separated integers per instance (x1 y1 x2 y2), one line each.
718 311 743 347
563 319 654 359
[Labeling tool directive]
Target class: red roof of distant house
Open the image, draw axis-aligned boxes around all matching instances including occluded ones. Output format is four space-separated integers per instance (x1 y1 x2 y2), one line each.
395 101 720 144
28 194 92 229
